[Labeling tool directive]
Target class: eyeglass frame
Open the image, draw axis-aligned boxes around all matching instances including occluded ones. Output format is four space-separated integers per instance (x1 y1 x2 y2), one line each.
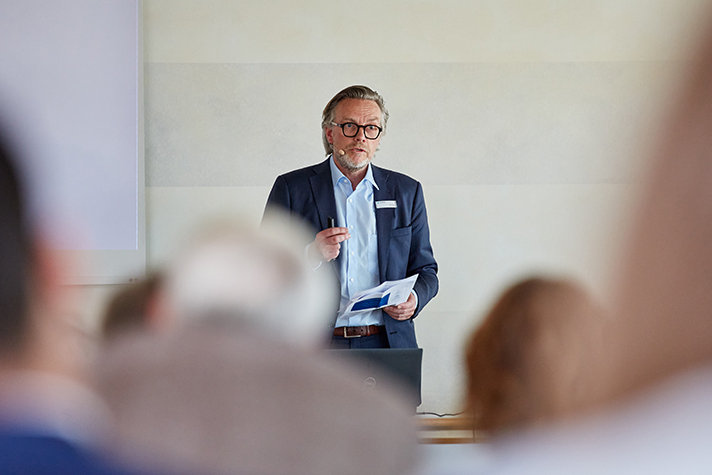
331 122 383 140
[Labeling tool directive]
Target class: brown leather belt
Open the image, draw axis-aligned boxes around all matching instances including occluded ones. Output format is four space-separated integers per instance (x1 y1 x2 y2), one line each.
333 325 383 338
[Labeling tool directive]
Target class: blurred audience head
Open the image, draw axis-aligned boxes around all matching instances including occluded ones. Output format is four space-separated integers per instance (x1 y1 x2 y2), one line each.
464 277 604 434
0 124 81 377
152 212 337 349
97 328 419 475
600 14 712 402
100 272 164 341
443 16 712 475
0 128 33 358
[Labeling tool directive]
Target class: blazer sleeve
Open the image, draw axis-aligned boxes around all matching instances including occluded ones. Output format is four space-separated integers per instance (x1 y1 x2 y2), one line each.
409 181 438 318
264 175 291 217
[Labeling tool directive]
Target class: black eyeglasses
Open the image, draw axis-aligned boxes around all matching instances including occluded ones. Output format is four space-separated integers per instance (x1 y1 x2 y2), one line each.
332 122 383 140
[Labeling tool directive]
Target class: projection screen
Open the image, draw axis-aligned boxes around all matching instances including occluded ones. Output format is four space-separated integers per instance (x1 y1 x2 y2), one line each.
0 0 145 284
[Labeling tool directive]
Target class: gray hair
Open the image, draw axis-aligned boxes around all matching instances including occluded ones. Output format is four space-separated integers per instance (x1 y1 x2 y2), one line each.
163 212 338 349
321 85 389 156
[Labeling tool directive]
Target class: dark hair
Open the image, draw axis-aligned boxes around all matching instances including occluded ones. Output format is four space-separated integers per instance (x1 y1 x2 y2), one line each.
463 277 601 434
0 131 32 354
101 272 163 340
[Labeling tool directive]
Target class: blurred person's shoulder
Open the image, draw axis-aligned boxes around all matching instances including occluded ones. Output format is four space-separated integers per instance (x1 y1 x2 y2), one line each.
0 430 175 475
484 365 712 475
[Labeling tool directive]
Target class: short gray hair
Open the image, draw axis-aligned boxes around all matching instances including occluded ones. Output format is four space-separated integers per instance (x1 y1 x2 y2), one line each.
164 212 338 349
321 85 389 156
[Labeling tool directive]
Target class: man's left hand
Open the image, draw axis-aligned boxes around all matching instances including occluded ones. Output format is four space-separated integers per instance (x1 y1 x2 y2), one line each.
384 293 416 321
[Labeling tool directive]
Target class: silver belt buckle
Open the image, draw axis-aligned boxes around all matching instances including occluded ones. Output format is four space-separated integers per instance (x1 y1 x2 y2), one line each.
343 326 362 338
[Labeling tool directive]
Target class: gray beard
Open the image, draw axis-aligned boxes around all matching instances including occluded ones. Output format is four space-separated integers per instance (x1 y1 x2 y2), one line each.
335 151 372 172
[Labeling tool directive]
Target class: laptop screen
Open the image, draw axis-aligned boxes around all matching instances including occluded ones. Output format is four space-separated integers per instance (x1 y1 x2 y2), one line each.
326 348 423 407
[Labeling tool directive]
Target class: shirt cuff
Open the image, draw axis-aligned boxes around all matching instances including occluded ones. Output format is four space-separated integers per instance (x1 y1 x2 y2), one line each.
411 289 418 308
305 243 322 271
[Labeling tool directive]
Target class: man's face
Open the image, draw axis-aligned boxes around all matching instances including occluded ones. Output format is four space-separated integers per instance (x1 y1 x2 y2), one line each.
326 98 382 173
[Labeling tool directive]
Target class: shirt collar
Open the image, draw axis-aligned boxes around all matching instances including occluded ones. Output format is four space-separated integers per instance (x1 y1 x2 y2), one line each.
329 155 379 191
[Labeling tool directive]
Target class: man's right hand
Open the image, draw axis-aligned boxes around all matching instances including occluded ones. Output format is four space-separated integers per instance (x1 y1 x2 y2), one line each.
309 227 350 265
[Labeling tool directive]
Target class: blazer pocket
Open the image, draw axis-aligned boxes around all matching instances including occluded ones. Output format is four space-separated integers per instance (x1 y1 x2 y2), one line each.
389 226 413 271
390 226 412 238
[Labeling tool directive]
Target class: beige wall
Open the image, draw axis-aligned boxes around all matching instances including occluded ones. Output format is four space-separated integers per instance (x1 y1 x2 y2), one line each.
90 0 712 413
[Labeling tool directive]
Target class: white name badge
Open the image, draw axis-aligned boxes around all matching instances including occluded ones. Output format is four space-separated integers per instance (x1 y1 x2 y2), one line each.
375 200 397 209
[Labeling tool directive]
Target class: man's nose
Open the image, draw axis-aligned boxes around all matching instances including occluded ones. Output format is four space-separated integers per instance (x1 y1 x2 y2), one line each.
354 127 367 140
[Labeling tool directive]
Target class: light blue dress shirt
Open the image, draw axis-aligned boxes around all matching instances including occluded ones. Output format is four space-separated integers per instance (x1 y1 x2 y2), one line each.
330 156 383 328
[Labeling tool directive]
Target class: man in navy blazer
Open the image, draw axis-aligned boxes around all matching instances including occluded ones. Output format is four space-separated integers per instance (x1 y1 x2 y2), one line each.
265 85 438 349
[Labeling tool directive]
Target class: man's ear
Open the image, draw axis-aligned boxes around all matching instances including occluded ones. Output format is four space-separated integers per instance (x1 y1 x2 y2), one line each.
325 126 334 144
31 240 65 301
21 240 88 379
29 240 85 327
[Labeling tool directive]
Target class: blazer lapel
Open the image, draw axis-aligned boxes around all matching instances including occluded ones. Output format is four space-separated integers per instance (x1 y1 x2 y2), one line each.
308 158 337 231
308 158 342 283
373 166 395 282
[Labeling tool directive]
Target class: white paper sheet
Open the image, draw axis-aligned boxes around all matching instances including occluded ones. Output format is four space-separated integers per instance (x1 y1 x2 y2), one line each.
342 274 418 317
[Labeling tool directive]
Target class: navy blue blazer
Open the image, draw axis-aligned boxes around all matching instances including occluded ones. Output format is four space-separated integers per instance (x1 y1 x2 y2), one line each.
0 431 162 475
265 158 438 348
